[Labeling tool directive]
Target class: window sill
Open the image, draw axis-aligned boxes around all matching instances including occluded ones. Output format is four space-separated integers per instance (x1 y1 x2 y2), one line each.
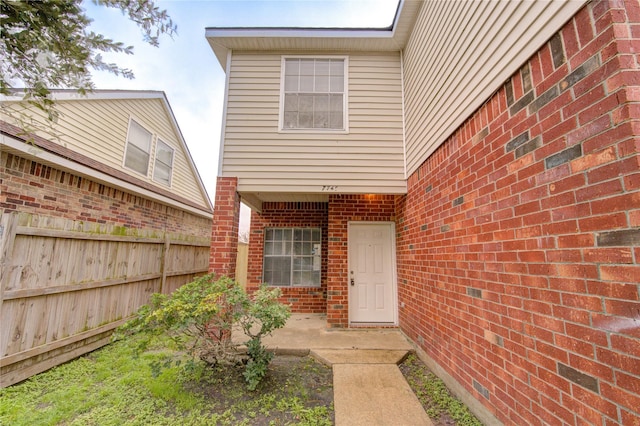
278 128 349 135
268 285 322 289
152 179 173 188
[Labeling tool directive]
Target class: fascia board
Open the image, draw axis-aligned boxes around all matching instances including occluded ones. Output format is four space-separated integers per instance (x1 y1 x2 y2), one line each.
1 90 164 102
204 28 393 39
155 93 214 211
204 0 413 69
205 29 394 69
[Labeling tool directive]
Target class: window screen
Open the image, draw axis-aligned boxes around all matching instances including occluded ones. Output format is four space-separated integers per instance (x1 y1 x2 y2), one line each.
124 120 152 175
282 58 345 130
153 139 174 185
263 228 321 286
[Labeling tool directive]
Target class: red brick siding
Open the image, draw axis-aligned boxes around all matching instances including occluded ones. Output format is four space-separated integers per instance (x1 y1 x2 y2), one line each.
248 202 328 313
0 152 211 237
327 194 397 327
245 196 397 322
209 176 240 276
397 2 640 425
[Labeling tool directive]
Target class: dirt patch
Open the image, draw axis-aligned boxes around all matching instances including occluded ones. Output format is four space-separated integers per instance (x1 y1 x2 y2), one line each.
179 353 480 425
184 355 334 425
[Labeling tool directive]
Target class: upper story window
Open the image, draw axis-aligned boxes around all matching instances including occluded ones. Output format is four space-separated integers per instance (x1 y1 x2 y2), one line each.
153 139 174 186
280 57 347 131
124 119 152 175
123 119 174 187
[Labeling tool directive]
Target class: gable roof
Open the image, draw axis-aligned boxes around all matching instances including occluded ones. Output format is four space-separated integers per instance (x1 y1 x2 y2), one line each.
1 89 213 216
205 0 421 67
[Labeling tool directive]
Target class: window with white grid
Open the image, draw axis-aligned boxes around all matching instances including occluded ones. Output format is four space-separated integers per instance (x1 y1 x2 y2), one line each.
281 57 347 131
263 228 322 287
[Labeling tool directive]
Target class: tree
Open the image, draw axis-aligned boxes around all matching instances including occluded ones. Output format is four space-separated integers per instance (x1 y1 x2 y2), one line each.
0 0 176 121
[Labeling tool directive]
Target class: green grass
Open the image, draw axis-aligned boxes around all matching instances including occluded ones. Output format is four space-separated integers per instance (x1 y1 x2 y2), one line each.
400 354 482 426
2 337 484 426
0 336 333 426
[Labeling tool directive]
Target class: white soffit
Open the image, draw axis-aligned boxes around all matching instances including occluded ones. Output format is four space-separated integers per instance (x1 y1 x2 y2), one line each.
205 0 421 67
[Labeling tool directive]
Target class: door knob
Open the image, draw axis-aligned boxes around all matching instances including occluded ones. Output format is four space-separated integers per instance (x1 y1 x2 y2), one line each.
350 278 355 286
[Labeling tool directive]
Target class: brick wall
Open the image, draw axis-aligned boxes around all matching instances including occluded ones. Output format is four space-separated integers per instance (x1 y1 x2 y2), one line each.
248 202 328 313
397 2 640 425
209 176 240 276
246 196 397 321
327 194 397 327
1 152 212 237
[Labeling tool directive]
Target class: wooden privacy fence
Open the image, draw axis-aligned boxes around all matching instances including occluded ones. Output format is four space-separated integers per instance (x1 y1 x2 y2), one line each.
0 212 211 387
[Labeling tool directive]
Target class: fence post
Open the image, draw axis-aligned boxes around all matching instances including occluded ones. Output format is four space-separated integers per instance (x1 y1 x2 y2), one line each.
0 212 18 319
160 234 170 295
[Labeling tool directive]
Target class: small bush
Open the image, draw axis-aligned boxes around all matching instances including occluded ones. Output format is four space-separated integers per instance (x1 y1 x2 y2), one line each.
114 274 291 390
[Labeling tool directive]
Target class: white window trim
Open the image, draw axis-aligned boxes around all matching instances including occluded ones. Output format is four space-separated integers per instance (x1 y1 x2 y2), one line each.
278 55 349 134
123 117 154 177
153 138 174 187
263 227 322 288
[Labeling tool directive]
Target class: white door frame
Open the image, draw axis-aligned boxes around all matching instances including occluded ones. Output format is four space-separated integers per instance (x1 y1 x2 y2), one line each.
347 221 398 325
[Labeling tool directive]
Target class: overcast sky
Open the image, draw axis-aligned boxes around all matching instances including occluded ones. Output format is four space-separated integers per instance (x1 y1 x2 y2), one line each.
84 0 399 229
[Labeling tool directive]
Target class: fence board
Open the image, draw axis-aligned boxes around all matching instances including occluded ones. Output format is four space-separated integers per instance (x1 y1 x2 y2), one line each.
0 213 18 319
0 212 210 387
2 334 113 388
3 273 163 300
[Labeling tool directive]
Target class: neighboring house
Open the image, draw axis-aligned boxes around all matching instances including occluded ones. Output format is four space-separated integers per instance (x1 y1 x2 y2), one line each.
0 90 213 386
206 0 640 424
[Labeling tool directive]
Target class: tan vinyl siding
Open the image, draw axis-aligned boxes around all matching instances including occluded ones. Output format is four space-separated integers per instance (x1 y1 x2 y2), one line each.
1 98 208 208
403 0 587 176
221 51 406 195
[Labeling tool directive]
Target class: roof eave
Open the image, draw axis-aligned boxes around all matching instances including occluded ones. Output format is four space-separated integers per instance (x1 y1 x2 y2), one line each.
205 0 420 68
206 29 395 67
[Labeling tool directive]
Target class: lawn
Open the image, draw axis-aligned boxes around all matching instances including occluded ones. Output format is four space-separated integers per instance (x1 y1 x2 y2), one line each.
1 335 482 426
0 335 334 426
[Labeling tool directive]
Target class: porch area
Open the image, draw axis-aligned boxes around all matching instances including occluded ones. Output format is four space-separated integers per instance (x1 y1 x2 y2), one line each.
234 313 433 425
242 313 411 354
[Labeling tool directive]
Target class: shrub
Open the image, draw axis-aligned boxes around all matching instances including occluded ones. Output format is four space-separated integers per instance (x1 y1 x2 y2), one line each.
114 274 291 390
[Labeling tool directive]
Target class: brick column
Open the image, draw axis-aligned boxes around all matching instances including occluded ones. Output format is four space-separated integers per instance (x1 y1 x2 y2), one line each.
326 196 349 328
209 176 240 278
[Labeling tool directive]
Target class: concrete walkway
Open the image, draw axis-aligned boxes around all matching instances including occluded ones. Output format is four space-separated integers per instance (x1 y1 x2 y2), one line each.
236 314 433 425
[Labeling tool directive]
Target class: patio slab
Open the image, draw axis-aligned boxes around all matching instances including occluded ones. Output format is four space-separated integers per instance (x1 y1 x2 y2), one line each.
236 313 413 353
235 314 432 425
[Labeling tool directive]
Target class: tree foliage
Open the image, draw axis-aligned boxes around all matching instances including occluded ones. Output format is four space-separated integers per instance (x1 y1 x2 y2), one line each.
114 274 292 391
0 0 176 120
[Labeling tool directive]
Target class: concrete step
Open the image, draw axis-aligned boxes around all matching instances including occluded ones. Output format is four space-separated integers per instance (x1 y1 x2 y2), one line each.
312 349 409 365
333 363 433 426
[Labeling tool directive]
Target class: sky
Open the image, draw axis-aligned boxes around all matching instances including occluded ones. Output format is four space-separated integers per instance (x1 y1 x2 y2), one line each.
84 0 399 230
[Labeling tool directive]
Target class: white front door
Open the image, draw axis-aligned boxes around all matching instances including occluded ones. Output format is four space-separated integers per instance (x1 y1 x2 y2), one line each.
348 222 397 324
